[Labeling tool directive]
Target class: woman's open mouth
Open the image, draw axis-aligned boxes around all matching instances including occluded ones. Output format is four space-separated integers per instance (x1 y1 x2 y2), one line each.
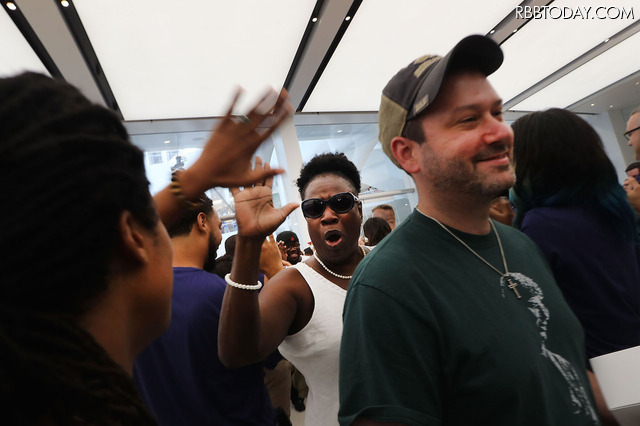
324 230 344 247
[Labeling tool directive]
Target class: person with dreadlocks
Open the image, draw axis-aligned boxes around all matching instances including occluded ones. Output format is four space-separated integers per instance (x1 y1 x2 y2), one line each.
0 72 291 424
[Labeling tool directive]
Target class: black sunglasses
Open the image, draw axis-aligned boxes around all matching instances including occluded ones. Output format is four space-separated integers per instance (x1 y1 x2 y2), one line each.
301 192 359 219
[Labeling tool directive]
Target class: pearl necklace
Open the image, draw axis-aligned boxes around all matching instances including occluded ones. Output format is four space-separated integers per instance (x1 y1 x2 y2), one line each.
313 245 367 280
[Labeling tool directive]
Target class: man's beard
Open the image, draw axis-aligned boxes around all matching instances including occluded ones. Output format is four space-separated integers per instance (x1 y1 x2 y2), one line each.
287 250 301 265
422 143 514 200
203 234 219 273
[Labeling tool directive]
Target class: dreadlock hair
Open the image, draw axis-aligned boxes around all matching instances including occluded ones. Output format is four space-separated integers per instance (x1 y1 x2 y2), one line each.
511 108 636 240
0 72 157 424
165 191 213 238
296 152 361 198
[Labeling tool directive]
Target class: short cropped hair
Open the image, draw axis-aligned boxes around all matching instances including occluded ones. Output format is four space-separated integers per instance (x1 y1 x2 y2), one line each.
296 152 361 198
372 204 395 213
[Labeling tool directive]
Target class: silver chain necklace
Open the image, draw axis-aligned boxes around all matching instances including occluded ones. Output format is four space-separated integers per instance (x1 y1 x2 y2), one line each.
314 245 367 280
416 208 521 299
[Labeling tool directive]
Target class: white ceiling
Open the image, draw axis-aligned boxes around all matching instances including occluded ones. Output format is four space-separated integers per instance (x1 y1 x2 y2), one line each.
2 0 640 125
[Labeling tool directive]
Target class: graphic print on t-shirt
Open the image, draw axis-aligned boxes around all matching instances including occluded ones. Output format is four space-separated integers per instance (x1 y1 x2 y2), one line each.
500 273 598 423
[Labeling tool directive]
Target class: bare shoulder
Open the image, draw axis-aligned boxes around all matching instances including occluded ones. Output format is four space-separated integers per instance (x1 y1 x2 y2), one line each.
262 264 315 335
261 265 313 309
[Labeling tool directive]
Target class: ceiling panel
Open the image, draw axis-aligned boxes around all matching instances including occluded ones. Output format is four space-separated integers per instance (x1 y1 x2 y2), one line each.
301 0 519 113
0 6 49 77
72 0 317 121
491 0 638 107
511 30 640 111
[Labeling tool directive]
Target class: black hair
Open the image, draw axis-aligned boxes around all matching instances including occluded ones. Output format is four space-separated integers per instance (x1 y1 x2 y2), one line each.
296 152 361 198
166 192 213 238
0 73 156 423
363 217 392 246
626 162 640 173
224 234 238 254
213 235 237 279
511 108 636 240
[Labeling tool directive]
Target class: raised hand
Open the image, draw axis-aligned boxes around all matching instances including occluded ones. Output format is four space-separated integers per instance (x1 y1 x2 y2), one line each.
260 235 286 279
277 240 288 261
186 88 293 192
231 158 298 239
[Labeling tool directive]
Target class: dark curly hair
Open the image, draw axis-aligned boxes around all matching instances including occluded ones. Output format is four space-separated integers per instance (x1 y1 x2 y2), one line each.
0 73 156 424
296 152 361 198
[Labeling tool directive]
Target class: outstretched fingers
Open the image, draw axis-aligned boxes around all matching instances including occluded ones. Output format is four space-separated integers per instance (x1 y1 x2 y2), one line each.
222 87 244 121
259 90 293 141
244 89 277 124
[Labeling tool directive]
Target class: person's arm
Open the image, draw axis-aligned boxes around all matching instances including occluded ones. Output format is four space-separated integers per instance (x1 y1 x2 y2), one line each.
218 159 300 368
154 88 292 227
588 371 619 426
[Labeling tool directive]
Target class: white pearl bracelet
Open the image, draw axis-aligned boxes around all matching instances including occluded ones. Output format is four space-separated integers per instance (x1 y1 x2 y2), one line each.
224 273 263 291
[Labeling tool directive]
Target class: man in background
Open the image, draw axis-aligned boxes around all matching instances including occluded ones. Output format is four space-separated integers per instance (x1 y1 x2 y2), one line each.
134 195 275 425
625 106 640 161
276 230 303 265
372 204 397 230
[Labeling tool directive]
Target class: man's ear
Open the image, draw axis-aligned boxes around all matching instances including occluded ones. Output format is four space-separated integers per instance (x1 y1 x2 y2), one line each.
196 212 208 233
391 136 421 174
117 210 149 265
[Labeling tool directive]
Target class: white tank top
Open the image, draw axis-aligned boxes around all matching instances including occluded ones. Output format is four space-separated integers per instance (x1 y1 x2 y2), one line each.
278 262 346 426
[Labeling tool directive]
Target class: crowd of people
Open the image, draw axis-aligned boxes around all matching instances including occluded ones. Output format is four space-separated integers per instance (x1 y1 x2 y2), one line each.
1 33 639 426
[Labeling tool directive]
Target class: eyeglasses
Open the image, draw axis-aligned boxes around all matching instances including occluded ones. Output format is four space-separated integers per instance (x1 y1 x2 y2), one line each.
624 125 640 141
301 192 359 219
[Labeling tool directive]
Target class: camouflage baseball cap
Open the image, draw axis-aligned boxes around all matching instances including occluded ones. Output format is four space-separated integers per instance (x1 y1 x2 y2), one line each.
379 35 503 168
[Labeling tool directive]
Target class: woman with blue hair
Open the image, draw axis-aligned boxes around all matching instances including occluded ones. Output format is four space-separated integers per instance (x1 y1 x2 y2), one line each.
512 108 640 424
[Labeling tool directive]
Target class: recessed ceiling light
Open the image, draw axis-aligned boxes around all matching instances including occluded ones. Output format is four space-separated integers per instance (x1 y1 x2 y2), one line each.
164 140 171 144
490 29 495 34
636 82 639 85
345 16 351 21
61 0 69 7
604 38 610 43
610 105 614 108
312 17 318 22
337 129 343 133
512 28 517 33
6 2 16 10
590 103 595 107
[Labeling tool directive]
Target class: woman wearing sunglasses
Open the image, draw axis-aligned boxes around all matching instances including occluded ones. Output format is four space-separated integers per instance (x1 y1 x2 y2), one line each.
219 152 366 426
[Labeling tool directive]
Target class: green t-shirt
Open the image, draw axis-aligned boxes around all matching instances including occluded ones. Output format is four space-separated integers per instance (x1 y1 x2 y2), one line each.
339 210 599 426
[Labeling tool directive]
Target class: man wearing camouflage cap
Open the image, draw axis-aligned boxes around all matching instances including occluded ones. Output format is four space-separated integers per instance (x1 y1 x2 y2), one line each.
339 35 601 426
